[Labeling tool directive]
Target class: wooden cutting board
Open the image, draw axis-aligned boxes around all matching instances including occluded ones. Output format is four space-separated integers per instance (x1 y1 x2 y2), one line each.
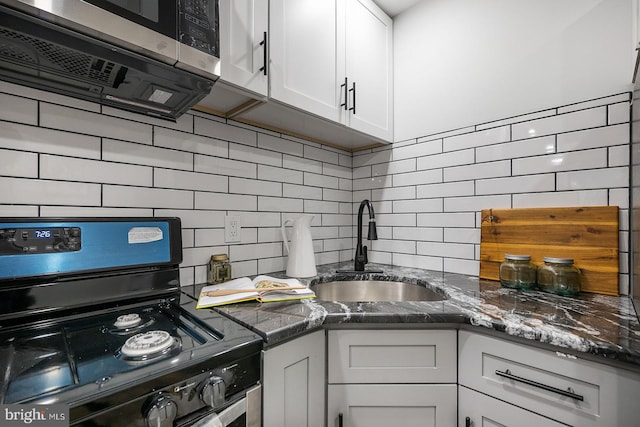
479 206 619 295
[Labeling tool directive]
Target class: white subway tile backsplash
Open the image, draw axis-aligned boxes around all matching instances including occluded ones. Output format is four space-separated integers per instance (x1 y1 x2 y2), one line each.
194 155 256 179
230 177 281 197
104 139 194 170
513 148 607 175
0 177 101 206
392 253 442 271
417 212 475 228
0 149 37 178
444 195 511 212
195 192 256 211
443 126 509 152
41 155 152 186
0 93 37 125
417 149 475 171
512 190 608 208
392 198 442 213
258 133 303 156
259 165 303 184
556 124 628 152
283 154 323 174
304 145 340 164
104 185 193 209
609 145 629 167
444 228 481 244
230 142 282 167
41 103 153 144
0 84 630 294
284 183 322 200
444 160 511 182
608 102 630 125
154 169 227 192
372 158 416 176
393 139 441 160
556 166 628 191
154 127 228 158
394 227 443 242
0 122 101 159
393 169 442 187
194 116 256 146
305 172 339 189
259 196 303 212
416 181 474 199
512 107 606 140
475 136 555 163
476 174 555 195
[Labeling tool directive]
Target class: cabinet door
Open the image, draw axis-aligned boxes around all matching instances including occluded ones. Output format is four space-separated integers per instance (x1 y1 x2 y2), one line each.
459 386 565 427
343 0 393 140
219 0 268 96
269 0 344 122
328 384 456 427
263 330 325 427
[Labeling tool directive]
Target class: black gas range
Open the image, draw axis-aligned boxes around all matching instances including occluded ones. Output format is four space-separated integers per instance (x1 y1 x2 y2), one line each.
0 218 262 427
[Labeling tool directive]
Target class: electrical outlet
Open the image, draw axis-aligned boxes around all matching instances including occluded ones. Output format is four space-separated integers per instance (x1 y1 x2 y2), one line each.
225 215 241 243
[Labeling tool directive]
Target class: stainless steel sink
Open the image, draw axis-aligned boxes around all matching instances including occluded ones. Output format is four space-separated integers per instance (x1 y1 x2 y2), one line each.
310 280 448 302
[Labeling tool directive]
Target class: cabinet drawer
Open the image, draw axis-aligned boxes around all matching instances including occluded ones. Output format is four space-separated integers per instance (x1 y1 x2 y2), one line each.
459 386 565 427
328 384 457 427
459 330 640 427
328 329 456 383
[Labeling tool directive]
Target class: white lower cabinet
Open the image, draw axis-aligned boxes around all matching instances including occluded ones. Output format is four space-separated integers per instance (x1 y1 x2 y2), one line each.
262 330 325 427
327 329 457 426
458 386 565 427
458 330 640 427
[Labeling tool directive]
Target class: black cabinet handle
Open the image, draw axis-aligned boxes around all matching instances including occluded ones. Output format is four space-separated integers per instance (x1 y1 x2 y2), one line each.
495 369 584 401
348 81 356 115
259 31 267 76
338 412 343 427
465 416 471 427
340 78 348 111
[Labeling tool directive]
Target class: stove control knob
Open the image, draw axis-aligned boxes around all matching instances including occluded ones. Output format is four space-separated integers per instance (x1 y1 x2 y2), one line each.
201 376 226 409
145 393 178 427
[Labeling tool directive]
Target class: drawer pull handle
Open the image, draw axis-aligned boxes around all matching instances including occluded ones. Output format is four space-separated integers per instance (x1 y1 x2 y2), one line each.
495 369 584 401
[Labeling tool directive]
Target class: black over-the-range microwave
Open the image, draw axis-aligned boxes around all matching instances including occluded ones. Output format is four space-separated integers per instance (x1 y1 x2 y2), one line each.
0 0 220 120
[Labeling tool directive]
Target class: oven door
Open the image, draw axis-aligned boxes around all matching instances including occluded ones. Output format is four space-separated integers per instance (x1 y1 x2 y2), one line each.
186 385 261 427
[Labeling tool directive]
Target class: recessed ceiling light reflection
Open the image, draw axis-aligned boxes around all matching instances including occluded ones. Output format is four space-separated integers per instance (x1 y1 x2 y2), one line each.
551 157 564 165
545 144 555 153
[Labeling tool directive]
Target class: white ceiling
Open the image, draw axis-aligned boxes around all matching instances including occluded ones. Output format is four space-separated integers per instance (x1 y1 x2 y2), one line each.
373 0 422 17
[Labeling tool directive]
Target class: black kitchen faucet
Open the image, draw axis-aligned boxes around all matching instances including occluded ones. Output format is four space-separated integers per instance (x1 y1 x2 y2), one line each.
354 199 378 271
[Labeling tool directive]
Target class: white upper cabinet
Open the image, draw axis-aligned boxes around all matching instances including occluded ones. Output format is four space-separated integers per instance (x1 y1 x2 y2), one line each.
269 0 393 141
218 0 268 96
342 0 393 140
269 0 343 122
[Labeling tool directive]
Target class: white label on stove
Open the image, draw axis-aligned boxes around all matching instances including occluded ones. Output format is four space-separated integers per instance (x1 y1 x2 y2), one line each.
128 227 163 244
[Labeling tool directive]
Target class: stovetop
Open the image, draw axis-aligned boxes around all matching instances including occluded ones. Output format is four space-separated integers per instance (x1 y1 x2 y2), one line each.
0 294 262 407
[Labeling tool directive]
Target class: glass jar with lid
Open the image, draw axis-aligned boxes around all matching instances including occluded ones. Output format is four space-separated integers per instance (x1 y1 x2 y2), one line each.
499 254 537 290
537 257 581 296
207 254 231 284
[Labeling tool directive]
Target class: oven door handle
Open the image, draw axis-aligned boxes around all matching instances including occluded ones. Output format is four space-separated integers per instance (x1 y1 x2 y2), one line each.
190 385 261 427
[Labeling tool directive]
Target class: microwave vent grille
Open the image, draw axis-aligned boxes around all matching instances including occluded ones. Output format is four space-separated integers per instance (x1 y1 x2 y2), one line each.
0 27 119 85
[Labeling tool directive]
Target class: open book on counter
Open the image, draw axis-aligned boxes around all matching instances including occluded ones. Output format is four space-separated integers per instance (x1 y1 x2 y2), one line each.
196 275 316 308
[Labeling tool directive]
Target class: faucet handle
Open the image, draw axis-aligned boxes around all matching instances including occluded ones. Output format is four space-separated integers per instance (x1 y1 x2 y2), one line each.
362 245 368 265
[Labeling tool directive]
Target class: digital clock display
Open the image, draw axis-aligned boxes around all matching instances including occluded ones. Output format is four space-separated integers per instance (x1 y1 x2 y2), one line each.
34 230 52 239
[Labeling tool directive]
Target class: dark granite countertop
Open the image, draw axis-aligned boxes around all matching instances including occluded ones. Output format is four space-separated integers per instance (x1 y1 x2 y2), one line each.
181 262 640 370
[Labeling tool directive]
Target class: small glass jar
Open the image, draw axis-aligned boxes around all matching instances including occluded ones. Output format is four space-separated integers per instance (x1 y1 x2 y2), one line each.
207 254 231 284
537 257 581 297
499 254 537 290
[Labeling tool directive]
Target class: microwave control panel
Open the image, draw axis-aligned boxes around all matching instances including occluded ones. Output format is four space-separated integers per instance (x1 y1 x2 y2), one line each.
0 227 81 255
179 0 219 56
